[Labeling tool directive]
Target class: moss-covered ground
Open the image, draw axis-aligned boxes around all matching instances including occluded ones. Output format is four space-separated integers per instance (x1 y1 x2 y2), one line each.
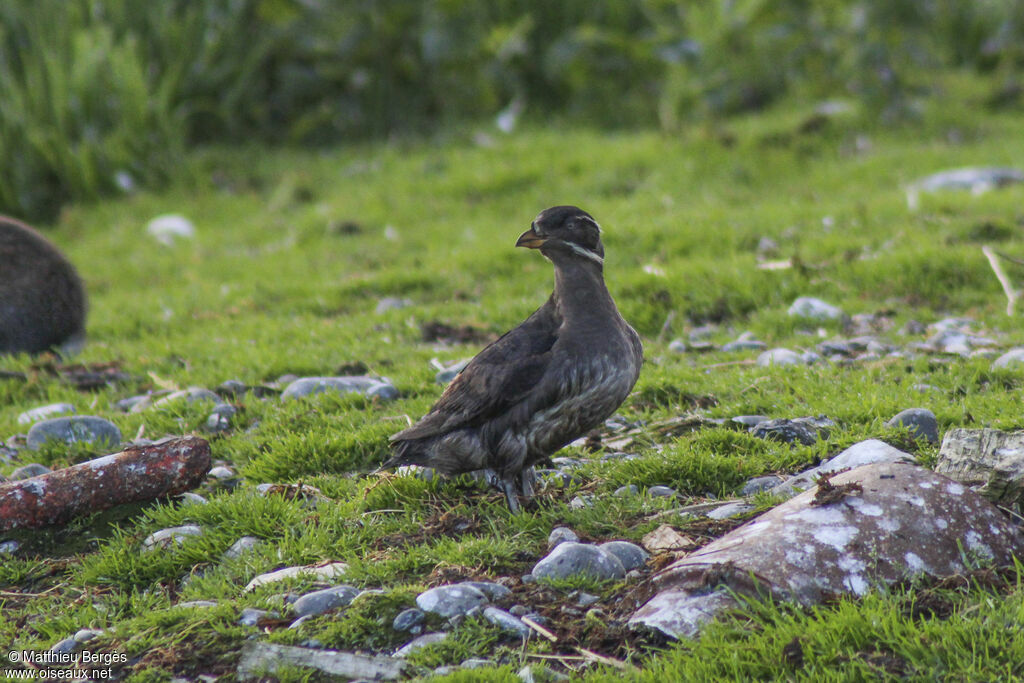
3 80 1024 680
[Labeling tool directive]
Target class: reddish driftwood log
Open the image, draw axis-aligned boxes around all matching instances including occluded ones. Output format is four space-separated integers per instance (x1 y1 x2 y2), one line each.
0 436 210 531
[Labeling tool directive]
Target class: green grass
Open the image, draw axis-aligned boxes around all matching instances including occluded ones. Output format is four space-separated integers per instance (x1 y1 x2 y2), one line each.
3 86 1024 680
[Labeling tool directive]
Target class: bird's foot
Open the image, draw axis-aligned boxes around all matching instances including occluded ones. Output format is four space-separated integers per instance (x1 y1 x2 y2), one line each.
480 468 523 513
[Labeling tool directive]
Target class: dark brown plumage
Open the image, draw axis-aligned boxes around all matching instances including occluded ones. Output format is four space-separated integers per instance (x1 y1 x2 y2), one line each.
0 216 87 355
383 206 643 511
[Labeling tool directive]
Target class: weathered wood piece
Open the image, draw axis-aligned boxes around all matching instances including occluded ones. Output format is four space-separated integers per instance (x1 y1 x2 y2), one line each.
0 436 210 530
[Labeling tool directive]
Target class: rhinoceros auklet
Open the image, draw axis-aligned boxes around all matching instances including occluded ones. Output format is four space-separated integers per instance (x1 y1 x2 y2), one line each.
383 206 643 511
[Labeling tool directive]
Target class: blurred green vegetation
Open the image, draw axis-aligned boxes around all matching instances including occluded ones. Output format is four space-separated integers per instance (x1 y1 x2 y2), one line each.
1 0 1023 220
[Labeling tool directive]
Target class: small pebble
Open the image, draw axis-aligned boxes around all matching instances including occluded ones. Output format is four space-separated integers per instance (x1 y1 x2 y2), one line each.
142 525 203 551
393 608 426 633
547 526 579 549
613 484 639 497
17 403 75 426
238 607 277 626
394 632 448 657
292 585 360 618
886 408 939 445
532 542 626 581
416 584 488 619
9 463 51 480
482 606 531 638
598 541 649 571
647 485 676 498
223 536 261 560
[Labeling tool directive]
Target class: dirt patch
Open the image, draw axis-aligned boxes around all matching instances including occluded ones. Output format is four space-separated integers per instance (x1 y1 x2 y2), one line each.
420 320 494 345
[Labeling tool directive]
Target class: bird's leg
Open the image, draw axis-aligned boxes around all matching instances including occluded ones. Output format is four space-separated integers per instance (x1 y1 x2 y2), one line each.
480 468 522 513
519 466 537 500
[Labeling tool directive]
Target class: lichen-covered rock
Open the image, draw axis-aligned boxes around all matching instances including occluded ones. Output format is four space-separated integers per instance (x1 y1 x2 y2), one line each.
532 542 626 581
631 462 1024 639
935 428 1024 505
598 541 649 571
772 439 914 498
415 583 488 618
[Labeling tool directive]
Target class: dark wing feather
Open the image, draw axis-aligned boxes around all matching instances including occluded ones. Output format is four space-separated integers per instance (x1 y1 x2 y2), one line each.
391 300 560 442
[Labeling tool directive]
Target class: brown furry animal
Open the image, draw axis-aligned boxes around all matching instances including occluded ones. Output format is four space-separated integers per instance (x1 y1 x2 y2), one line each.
0 216 87 354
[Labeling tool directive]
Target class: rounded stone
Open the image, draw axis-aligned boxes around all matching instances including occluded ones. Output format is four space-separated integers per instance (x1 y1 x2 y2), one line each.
292 585 360 617
482 607 531 637
461 581 512 601
756 348 804 367
741 475 787 496
9 463 52 480
547 526 580 549
721 339 767 352
393 608 426 632
49 637 80 654
142 525 203 551
532 542 626 582
238 607 277 626
26 416 122 451
886 408 939 445
223 536 261 560
992 348 1024 369
153 387 224 408
281 376 398 402
415 584 489 618
17 403 75 426
597 541 649 571
647 485 676 498
613 485 639 497
788 296 844 320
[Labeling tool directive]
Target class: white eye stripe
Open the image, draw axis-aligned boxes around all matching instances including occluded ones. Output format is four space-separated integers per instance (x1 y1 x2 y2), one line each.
567 241 604 265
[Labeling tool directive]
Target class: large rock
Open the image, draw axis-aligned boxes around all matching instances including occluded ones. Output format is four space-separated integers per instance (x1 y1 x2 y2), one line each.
772 439 914 498
631 462 1024 639
935 428 1024 505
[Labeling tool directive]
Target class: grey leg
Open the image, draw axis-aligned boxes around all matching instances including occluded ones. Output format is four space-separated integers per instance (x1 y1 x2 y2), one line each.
500 478 521 513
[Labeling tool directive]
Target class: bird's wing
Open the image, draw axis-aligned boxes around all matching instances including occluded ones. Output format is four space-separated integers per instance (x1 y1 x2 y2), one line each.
391 302 560 442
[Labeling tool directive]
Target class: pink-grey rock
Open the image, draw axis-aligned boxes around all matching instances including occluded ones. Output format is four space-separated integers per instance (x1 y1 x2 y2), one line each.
631 462 1024 638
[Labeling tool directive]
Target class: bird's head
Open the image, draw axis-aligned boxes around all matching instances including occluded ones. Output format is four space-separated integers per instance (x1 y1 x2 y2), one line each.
516 205 604 267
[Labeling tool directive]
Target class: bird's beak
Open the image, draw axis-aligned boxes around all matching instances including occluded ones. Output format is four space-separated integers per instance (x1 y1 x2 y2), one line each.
516 228 546 249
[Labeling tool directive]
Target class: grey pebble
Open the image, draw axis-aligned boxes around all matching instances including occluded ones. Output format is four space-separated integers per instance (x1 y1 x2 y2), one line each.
208 465 236 480
0 540 20 554
706 502 756 519
26 416 122 451
292 585 360 617
647 485 676 498
175 492 208 506
461 658 495 669
732 415 770 428
142 525 203 550
721 339 767 352
74 629 103 643
17 403 75 426
756 348 805 367
238 607 277 626
462 581 511 601
740 475 787 496
568 495 592 510
483 606 531 637
393 608 426 633
532 542 626 581
993 348 1024 369
435 359 471 384
575 592 600 607
788 296 844 321
509 604 530 617
9 463 51 480
223 536 261 560
394 632 448 657
416 583 488 618
548 526 579 549
668 339 687 353
281 376 398 402
886 408 939 444
176 600 218 609
116 394 150 412
613 484 639 497
375 297 412 314
598 541 649 571
50 637 81 654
